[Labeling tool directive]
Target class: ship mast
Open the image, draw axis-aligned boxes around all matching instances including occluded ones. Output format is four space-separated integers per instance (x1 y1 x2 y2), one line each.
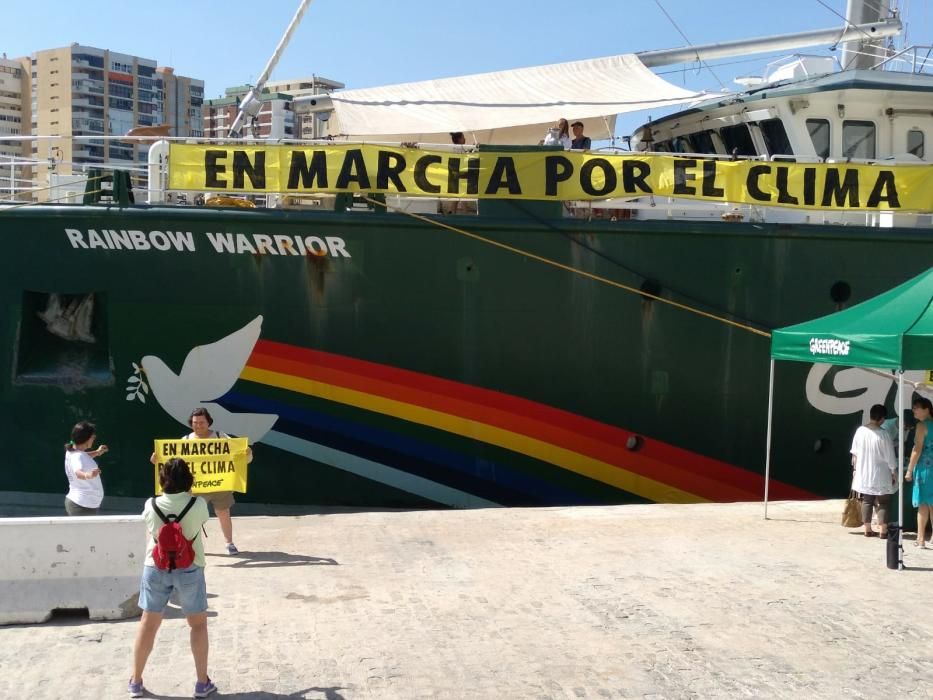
636 15 899 68
227 0 315 138
838 0 894 70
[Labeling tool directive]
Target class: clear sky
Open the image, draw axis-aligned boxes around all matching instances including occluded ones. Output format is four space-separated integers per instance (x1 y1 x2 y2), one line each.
3 0 930 139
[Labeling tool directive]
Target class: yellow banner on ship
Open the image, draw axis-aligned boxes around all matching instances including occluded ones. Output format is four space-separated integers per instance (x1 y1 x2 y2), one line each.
153 437 249 494
168 143 933 212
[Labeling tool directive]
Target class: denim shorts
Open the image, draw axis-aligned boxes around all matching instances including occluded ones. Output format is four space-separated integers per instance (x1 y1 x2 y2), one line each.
138 564 207 615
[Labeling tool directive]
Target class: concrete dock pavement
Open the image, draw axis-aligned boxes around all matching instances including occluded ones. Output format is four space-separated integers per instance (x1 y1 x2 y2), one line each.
2 500 933 699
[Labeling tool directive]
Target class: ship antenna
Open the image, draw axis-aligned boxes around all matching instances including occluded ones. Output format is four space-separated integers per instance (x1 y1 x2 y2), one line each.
228 0 315 138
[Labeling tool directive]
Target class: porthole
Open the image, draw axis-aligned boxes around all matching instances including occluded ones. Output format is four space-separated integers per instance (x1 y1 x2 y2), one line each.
640 278 662 301
830 281 851 304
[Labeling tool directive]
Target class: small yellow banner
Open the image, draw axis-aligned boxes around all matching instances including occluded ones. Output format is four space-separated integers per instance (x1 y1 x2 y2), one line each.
153 437 249 494
167 143 933 212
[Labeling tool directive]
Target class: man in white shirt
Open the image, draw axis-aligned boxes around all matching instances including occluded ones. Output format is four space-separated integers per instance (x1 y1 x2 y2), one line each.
851 404 897 538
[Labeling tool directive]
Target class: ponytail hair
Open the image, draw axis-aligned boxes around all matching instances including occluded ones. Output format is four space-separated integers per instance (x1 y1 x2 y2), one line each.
558 118 569 138
65 420 96 451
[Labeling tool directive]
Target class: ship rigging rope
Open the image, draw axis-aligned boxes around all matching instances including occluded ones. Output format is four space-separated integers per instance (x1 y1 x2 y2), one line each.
651 0 727 90
362 196 772 339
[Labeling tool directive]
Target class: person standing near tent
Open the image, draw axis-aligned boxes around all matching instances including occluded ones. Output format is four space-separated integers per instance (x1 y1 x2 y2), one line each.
906 396 933 547
850 404 897 538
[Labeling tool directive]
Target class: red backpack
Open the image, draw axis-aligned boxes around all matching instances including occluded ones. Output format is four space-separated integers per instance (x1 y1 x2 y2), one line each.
150 497 199 571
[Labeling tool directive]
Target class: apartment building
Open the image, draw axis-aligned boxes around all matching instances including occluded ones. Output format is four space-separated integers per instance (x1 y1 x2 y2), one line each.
27 44 203 186
0 55 29 198
203 75 343 140
157 66 204 138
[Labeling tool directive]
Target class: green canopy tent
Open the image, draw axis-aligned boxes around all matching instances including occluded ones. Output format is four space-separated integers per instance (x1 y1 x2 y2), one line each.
766 267 933 569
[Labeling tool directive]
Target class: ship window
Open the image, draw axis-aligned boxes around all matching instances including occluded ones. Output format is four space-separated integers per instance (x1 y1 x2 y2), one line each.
14 292 113 387
907 129 924 158
689 130 717 154
806 119 830 159
719 124 756 156
653 140 672 152
672 136 693 153
842 120 875 159
758 118 793 157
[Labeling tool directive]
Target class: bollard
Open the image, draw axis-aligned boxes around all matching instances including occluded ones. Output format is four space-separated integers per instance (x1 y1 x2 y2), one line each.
886 524 901 570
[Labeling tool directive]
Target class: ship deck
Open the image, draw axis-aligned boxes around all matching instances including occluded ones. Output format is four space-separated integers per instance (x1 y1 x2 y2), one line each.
2 500 932 698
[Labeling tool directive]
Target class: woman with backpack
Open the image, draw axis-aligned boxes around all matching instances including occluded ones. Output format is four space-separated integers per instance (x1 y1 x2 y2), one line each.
129 457 217 698
63 420 108 515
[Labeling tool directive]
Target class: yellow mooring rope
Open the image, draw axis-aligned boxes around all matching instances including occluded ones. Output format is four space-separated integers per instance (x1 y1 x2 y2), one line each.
5 185 771 339
363 196 773 339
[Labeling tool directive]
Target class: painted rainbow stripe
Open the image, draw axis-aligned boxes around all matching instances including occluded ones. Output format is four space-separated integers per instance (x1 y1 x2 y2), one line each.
231 339 814 506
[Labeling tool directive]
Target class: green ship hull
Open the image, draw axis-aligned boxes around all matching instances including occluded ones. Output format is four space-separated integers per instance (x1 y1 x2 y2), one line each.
2 203 929 508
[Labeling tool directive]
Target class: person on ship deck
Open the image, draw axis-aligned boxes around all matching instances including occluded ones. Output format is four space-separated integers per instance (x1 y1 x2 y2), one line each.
570 121 591 150
542 118 571 149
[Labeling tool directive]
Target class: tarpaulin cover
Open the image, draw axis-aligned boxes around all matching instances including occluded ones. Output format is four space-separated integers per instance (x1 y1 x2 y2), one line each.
328 53 701 144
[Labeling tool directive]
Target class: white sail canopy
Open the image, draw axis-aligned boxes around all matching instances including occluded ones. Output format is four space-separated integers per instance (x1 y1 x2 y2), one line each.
327 53 702 145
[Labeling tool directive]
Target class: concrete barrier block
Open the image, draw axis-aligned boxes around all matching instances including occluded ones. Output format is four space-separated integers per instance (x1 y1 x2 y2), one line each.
0 515 145 625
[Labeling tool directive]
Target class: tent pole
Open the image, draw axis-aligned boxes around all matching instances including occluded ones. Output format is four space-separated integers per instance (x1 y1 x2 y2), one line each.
898 370 905 571
764 359 775 520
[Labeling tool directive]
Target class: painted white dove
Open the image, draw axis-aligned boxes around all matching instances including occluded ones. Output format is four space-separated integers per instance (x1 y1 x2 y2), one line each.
141 315 278 443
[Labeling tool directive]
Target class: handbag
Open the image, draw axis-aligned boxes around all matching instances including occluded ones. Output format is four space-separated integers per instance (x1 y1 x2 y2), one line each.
841 491 863 528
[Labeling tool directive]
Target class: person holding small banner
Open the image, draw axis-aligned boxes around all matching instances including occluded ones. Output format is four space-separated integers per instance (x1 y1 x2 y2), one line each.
151 407 252 555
